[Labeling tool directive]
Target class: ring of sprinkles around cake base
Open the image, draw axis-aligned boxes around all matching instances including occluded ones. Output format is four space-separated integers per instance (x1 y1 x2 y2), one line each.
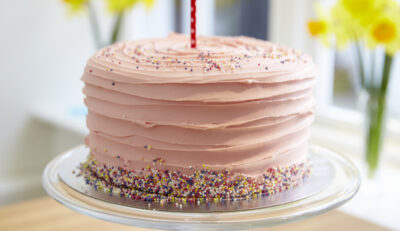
77 155 311 203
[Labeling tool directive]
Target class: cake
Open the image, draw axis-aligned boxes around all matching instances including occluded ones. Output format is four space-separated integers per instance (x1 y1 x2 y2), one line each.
80 33 317 202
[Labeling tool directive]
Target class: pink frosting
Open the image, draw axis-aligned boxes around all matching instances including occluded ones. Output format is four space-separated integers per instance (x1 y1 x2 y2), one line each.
82 33 318 176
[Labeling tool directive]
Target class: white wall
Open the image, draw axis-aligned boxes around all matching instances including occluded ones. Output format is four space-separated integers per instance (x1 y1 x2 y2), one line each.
0 0 93 178
0 0 174 205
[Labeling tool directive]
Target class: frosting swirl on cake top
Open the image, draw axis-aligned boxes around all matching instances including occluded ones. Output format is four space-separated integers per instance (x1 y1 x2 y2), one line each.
85 33 316 83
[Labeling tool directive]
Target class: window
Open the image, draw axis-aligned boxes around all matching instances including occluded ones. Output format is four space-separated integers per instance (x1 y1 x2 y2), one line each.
174 0 269 39
333 48 400 119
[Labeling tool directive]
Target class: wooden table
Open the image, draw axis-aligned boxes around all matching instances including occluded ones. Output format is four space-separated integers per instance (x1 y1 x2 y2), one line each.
0 197 388 231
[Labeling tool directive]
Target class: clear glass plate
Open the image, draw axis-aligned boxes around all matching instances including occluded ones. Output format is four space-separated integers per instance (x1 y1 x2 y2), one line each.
42 144 360 230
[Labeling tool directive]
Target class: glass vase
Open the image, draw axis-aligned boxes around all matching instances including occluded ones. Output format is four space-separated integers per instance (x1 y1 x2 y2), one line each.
359 89 388 179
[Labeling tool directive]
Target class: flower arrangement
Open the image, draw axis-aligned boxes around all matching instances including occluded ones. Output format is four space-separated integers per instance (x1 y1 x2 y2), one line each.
63 0 155 48
308 0 400 177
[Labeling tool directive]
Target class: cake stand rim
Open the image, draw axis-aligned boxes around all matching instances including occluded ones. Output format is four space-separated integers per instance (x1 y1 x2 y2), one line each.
42 144 360 230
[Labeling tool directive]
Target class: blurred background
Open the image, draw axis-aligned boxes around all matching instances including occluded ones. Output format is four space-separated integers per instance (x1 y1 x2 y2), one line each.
0 0 399 229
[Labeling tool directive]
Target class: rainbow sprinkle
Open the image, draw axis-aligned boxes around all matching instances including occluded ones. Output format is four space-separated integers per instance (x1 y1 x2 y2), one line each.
77 155 311 204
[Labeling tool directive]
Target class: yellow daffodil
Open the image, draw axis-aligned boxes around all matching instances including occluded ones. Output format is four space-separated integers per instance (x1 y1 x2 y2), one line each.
307 3 332 46
372 18 396 43
368 14 400 55
340 0 377 22
106 0 154 13
308 0 400 55
63 0 87 13
107 0 137 13
308 20 327 36
340 0 399 27
62 0 156 47
142 0 154 9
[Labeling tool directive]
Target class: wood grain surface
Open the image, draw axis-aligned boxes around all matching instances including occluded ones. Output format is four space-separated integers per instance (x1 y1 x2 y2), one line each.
0 197 389 231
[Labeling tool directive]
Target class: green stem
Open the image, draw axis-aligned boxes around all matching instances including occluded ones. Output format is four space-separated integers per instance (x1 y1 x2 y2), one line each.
381 54 393 94
86 1 103 48
355 42 367 90
370 49 376 88
365 54 393 178
110 12 124 44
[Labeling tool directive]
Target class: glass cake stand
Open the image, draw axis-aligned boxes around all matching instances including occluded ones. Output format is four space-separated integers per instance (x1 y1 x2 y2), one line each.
42 144 360 231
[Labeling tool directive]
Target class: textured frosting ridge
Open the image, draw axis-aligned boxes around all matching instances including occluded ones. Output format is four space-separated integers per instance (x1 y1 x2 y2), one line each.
82 33 317 176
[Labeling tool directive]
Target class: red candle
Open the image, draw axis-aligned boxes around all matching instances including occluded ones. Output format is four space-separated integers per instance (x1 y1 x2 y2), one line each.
190 0 197 48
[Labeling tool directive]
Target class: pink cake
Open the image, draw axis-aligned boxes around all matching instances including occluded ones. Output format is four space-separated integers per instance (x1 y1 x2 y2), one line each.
80 33 317 202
